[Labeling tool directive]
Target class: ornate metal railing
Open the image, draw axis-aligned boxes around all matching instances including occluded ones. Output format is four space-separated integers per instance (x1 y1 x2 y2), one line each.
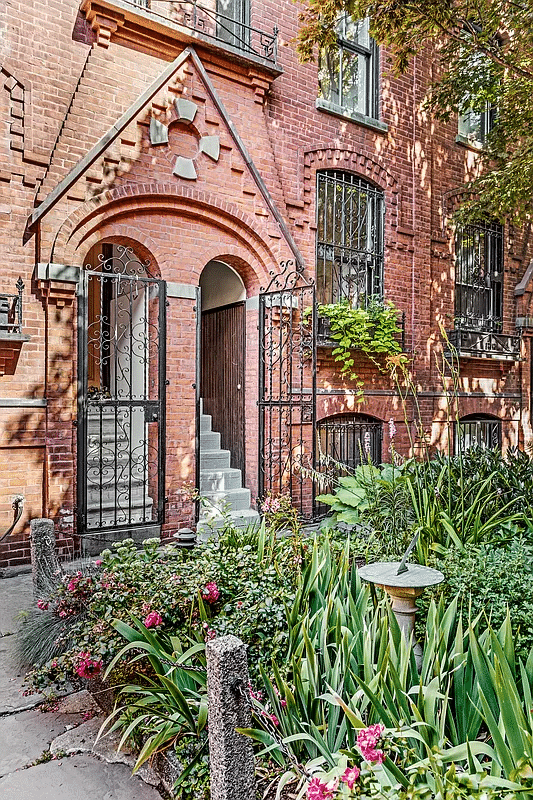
317 417 382 472
446 327 521 361
127 0 278 64
0 278 24 336
316 172 385 306
453 418 502 453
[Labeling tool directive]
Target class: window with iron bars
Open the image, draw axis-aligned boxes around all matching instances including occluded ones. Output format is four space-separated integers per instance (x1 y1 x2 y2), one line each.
454 414 502 453
455 220 503 333
317 413 383 477
316 171 384 306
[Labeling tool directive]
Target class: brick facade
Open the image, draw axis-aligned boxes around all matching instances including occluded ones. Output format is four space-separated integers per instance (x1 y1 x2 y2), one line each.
1 0 532 564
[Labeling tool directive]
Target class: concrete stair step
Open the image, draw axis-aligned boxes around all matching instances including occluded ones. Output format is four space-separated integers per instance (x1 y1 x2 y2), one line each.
200 431 221 450
200 449 231 470
86 484 148 504
200 413 212 432
201 487 252 514
196 508 261 537
200 467 242 492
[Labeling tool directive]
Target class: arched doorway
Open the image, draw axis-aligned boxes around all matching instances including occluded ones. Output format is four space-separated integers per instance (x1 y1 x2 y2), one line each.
199 259 246 477
77 243 166 548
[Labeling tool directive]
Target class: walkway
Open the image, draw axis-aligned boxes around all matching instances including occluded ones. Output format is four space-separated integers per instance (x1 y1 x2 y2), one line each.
0 569 166 799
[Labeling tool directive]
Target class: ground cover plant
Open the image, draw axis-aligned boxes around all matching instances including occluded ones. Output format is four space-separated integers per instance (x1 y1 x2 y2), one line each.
19 524 305 694
20 444 533 798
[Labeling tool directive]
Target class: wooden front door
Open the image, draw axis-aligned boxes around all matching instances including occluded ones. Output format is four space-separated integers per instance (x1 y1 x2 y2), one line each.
201 301 246 478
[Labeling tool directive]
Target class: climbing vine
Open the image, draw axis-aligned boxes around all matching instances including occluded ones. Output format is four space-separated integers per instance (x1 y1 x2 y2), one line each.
317 298 404 400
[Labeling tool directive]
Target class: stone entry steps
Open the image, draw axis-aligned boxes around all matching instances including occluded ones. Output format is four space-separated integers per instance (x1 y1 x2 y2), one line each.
197 405 260 536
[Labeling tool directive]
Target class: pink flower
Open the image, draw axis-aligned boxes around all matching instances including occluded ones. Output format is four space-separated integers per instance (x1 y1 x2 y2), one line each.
357 723 385 763
307 777 330 800
261 710 279 726
248 683 263 702
74 651 103 679
37 599 48 610
144 611 163 628
201 581 220 604
341 765 360 789
280 698 287 708
67 579 78 592
94 559 103 567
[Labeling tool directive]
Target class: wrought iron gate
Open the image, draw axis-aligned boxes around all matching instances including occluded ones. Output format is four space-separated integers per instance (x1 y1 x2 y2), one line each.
77 245 166 541
258 260 316 519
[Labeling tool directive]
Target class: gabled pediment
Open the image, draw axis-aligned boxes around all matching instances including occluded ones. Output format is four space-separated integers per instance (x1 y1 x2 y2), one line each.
27 46 302 266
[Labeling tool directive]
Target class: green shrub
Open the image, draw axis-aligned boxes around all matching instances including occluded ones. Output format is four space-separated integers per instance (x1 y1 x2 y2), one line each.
421 538 533 660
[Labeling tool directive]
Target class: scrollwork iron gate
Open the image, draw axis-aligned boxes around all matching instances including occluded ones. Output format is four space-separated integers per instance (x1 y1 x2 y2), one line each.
77 245 166 542
258 261 316 519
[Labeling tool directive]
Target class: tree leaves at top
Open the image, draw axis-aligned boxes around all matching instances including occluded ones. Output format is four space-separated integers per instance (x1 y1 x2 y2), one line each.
297 0 533 224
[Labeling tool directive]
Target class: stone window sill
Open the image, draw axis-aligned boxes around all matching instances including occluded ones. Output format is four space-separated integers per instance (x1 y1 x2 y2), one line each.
316 98 388 134
455 133 484 151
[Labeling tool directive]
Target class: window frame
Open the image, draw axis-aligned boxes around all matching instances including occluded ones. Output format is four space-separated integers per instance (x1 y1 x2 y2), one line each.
454 414 502 453
317 16 380 122
454 220 504 334
457 103 497 148
317 413 383 473
315 170 385 307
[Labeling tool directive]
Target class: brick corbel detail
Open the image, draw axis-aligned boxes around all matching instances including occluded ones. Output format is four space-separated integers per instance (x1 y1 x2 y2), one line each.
247 70 270 104
37 280 77 309
80 0 124 48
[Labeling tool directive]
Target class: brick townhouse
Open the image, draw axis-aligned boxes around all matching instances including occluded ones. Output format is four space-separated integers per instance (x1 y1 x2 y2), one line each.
1 0 533 565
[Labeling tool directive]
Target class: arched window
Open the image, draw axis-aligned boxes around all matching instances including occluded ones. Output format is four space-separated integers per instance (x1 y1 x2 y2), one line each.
316 171 384 306
454 414 502 453
317 413 383 473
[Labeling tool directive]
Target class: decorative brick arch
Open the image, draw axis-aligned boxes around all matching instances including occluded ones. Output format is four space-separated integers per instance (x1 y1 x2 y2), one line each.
303 145 399 229
51 183 285 288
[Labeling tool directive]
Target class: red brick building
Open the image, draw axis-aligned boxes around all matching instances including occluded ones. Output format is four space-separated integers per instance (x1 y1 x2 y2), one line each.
1 0 532 564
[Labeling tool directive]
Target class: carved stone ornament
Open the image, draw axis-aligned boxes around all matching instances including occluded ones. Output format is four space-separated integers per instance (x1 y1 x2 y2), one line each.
149 99 220 181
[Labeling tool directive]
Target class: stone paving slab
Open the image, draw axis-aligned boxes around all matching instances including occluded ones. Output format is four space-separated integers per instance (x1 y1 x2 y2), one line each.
0 706 86 776
51 715 160 786
0 573 35 636
0 753 164 800
0 632 43 713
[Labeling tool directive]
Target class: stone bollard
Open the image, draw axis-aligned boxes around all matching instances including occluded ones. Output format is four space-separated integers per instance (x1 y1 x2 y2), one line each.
206 634 256 800
30 518 62 601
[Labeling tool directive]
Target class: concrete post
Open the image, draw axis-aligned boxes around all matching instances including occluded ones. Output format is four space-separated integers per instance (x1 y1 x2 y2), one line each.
206 634 255 800
30 518 61 601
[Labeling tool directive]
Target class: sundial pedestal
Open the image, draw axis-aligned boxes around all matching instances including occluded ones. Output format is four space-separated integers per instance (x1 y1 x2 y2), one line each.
358 562 444 668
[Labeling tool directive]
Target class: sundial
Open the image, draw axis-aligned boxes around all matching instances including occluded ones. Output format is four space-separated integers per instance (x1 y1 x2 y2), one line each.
358 530 444 667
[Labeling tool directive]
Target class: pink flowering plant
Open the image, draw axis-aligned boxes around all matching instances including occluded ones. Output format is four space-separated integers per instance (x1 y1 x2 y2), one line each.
259 491 301 536
21 526 306 695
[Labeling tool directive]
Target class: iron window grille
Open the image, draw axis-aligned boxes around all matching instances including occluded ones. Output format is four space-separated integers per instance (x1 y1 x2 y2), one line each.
454 415 502 453
318 16 378 119
454 220 503 333
317 413 383 475
316 171 384 306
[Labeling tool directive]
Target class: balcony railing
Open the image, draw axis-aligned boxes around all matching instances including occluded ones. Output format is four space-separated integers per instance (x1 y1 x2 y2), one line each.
0 279 24 339
445 327 521 361
123 0 278 64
